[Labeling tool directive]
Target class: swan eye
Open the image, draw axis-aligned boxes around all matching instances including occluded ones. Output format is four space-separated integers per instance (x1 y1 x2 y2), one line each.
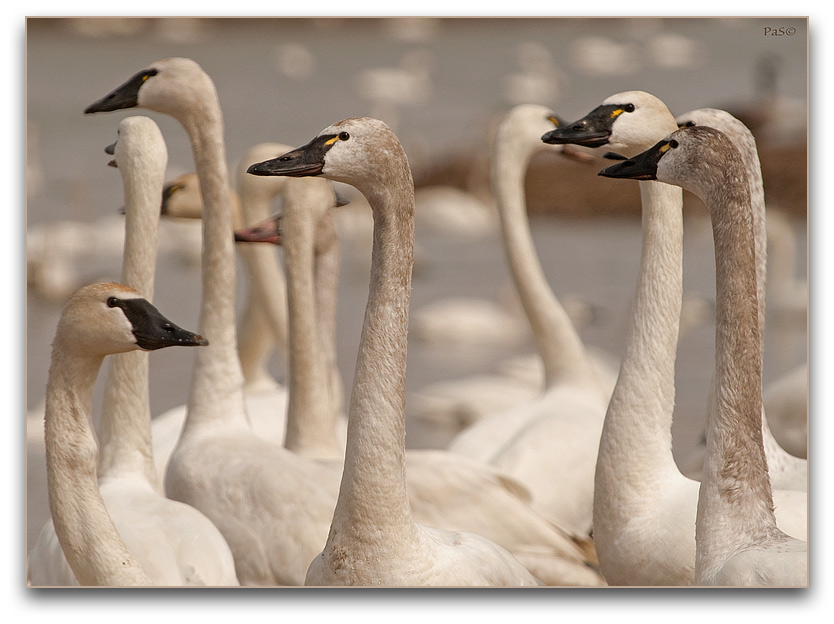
683 121 696 127
623 103 635 113
669 139 679 149
338 132 350 141
107 297 120 308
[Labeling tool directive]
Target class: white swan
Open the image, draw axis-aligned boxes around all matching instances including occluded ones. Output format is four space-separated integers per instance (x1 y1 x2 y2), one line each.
600 125 807 586
247 116 544 587
675 108 806 491
28 116 238 587
85 57 344 586
30 282 209 586
445 104 618 538
542 91 805 585
240 157 604 586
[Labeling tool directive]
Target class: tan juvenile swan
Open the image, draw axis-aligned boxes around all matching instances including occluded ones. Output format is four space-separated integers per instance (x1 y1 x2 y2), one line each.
247 117 544 586
600 125 807 586
31 282 208 586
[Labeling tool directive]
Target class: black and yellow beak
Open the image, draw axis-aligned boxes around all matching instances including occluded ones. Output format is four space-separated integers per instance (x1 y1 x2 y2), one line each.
598 138 675 181
542 104 629 148
248 133 341 178
85 68 158 114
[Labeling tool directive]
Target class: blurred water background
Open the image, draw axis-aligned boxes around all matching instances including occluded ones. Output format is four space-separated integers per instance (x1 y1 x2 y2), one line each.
25 17 808 552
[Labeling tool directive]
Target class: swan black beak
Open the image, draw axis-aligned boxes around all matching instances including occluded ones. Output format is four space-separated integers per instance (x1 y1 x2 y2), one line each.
248 134 337 178
541 104 625 148
85 68 158 114
112 297 208 350
234 215 283 245
598 138 672 181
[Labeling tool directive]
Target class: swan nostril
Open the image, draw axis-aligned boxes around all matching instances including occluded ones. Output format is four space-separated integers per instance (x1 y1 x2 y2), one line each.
279 155 293 162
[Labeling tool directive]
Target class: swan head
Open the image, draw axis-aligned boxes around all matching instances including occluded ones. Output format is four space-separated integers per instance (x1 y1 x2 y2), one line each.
234 213 283 245
542 90 678 158
598 125 746 200
85 57 215 119
496 104 594 163
160 173 204 219
247 117 411 199
236 143 295 208
55 283 208 356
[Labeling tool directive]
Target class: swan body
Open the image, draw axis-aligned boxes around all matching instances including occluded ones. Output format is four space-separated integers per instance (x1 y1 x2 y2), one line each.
446 104 618 537
85 58 347 586
248 117 543 587
31 282 208 586
676 108 807 491
600 125 807 586
28 117 238 587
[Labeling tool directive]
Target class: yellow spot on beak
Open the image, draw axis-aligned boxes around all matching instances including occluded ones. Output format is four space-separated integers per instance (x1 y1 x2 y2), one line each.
659 142 672 153
325 136 340 146
548 116 560 127
610 109 624 118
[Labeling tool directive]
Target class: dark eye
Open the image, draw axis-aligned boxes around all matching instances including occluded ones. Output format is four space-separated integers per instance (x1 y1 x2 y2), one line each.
623 103 635 112
338 132 350 141
669 139 679 148
684 120 696 127
107 297 120 308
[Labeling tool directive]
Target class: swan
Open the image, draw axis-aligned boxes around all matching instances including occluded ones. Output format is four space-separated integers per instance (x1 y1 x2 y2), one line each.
247 117 545 587
445 104 619 538
28 116 238 587
675 108 806 491
30 282 208 586
85 57 345 586
239 160 604 586
600 125 807 586
541 91 805 585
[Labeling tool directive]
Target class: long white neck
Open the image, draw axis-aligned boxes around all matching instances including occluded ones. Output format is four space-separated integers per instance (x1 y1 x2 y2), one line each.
282 180 343 459
329 174 418 546
98 125 164 489
313 212 346 427
597 181 684 485
491 130 598 393
236 182 289 381
695 159 780 583
179 92 249 433
45 344 151 586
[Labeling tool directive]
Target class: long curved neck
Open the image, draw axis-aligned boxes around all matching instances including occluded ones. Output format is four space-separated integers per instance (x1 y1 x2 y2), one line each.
492 137 597 392
98 141 163 488
330 173 418 544
45 344 151 586
179 93 249 433
283 182 342 459
598 181 684 480
696 165 779 582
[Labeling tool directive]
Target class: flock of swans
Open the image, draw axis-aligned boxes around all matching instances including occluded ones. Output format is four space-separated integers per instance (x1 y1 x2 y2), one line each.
27 56 807 588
